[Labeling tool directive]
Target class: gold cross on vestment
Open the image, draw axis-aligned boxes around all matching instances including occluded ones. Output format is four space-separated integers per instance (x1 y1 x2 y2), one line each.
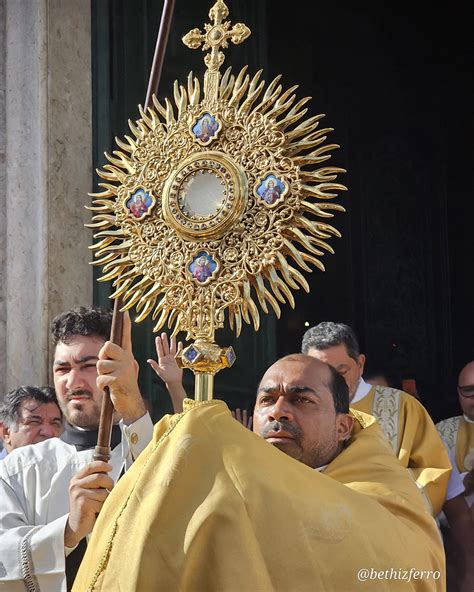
182 0 250 78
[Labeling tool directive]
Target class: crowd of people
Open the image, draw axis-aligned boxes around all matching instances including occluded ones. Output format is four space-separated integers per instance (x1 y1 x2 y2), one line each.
0 306 472 591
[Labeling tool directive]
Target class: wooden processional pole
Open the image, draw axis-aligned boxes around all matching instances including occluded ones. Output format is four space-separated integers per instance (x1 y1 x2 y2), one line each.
94 0 176 463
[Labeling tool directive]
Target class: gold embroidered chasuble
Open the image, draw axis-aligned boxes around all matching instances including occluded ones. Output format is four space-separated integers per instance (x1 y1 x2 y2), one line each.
74 401 445 592
350 385 451 516
436 415 474 473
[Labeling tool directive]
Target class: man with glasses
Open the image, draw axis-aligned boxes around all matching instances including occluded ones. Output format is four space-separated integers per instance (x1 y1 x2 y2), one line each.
437 361 474 490
436 361 474 591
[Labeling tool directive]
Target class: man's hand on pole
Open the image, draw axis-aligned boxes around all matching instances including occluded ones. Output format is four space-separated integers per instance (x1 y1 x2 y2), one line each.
96 311 147 425
64 461 114 548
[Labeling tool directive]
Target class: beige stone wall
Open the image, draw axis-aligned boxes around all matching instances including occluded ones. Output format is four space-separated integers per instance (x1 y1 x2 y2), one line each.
0 1 5 398
1 0 92 396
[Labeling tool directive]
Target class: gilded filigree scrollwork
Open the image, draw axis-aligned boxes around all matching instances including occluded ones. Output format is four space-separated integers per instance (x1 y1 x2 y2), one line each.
88 0 346 349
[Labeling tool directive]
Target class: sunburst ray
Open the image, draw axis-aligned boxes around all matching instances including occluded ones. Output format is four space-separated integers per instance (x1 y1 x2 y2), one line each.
89 37 346 342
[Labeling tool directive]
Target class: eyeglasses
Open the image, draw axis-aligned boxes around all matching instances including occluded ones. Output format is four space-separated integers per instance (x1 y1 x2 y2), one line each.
458 385 474 398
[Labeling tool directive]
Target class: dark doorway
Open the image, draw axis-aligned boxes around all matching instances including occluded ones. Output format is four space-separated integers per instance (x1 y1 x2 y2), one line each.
268 0 474 421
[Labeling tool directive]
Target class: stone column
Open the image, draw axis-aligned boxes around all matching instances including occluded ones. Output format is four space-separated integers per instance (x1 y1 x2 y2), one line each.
1 0 92 394
0 2 6 398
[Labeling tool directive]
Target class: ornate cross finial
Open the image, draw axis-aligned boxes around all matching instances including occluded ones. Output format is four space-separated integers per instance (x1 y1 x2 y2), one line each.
183 0 250 100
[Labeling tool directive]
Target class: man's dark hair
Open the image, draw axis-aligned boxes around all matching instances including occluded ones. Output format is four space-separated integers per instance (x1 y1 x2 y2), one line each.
301 322 361 362
51 306 112 346
0 386 60 428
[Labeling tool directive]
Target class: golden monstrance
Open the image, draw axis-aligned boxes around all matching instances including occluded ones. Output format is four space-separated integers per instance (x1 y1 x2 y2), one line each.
88 0 346 402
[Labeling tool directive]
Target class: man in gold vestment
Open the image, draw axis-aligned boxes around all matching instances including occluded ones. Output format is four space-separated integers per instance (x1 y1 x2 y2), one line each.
74 355 444 591
435 361 474 592
302 322 451 515
436 361 474 487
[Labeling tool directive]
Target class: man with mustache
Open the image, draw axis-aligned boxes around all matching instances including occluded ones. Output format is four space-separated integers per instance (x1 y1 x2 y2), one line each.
51 306 149 451
0 306 153 592
74 354 444 591
253 354 353 468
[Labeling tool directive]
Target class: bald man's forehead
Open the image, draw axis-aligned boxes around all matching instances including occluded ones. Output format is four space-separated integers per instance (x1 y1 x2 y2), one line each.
260 356 332 388
459 361 474 384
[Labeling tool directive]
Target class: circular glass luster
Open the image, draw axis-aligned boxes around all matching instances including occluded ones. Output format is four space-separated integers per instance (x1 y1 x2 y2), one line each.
179 170 225 218
162 151 247 241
